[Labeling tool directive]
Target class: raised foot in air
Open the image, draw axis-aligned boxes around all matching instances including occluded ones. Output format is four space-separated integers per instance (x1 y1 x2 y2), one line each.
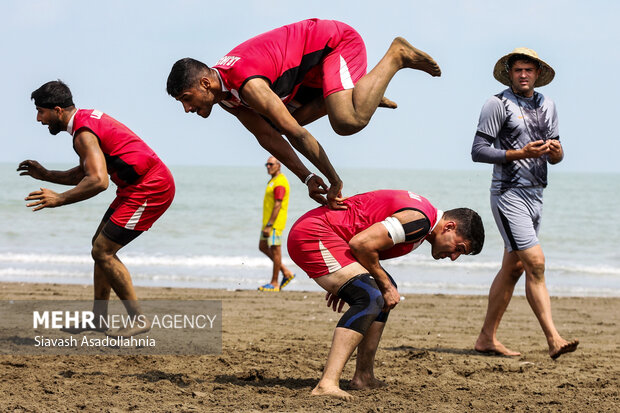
379 96 397 109
392 37 441 76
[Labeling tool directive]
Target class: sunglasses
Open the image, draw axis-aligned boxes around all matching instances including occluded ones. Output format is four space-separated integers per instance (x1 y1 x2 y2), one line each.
265 163 276 167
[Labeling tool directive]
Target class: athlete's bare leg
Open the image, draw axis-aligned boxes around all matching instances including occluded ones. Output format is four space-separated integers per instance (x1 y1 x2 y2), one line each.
292 94 397 128
312 327 363 401
475 249 523 356
325 37 441 136
517 245 579 359
350 321 388 390
61 264 114 334
311 263 371 400
62 222 111 334
91 233 151 338
291 96 328 126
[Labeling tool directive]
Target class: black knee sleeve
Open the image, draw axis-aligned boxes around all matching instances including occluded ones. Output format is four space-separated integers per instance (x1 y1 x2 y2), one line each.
374 267 397 323
336 274 385 334
375 310 389 323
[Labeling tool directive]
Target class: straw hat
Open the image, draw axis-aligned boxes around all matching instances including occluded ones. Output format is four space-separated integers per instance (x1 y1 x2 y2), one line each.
493 47 555 87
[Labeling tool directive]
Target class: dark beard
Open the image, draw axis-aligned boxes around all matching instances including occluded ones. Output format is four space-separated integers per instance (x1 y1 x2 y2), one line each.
48 119 64 135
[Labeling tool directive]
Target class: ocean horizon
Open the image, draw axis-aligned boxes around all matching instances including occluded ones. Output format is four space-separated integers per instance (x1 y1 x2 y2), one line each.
2 163 618 297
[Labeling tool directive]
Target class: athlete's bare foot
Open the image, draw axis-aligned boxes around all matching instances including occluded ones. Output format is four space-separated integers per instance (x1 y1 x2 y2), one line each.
550 339 579 360
475 336 521 356
379 96 398 109
349 376 387 390
391 37 441 76
311 384 354 401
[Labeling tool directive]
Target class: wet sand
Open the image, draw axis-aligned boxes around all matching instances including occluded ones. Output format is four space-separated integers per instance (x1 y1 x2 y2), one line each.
1 282 618 412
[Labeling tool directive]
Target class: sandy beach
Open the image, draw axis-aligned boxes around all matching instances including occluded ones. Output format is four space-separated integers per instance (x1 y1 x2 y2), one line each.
1 281 618 412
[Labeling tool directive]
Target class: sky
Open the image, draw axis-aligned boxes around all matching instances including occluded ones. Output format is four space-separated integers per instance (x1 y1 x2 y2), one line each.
2 0 619 173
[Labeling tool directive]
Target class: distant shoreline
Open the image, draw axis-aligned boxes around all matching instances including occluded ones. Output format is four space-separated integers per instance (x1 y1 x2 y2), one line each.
0 279 618 299
2 161 620 175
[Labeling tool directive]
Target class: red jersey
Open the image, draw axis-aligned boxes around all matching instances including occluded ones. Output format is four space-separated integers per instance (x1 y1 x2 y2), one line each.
326 190 438 258
69 109 163 188
214 18 366 108
287 190 440 278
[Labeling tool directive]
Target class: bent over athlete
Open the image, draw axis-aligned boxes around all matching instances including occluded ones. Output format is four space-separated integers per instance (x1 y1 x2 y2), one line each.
20 80 175 338
167 19 441 209
287 190 484 400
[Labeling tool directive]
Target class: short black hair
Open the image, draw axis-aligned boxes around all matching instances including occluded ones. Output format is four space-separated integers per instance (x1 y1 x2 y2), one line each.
31 80 74 109
166 58 209 97
443 208 485 255
507 54 541 70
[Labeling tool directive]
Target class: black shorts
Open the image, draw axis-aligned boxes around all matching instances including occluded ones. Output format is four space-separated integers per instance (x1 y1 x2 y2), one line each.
100 208 142 246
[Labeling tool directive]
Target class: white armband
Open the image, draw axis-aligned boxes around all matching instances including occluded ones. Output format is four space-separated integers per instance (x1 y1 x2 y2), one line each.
381 216 405 244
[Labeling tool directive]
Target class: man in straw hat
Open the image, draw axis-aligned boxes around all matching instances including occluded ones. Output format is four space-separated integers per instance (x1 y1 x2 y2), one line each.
471 48 578 359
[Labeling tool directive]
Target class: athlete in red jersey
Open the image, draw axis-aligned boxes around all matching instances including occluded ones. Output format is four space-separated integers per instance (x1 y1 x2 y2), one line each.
19 80 175 337
288 190 440 278
214 19 369 108
287 189 485 400
167 19 442 209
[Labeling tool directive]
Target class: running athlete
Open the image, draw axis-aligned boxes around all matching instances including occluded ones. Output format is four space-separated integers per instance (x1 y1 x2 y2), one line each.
287 190 484 400
19 80 176 338
471 48 578 359
166 19 441 209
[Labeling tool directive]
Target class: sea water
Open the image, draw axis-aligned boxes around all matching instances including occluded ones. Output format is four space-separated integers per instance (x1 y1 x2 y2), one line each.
1 163 618 297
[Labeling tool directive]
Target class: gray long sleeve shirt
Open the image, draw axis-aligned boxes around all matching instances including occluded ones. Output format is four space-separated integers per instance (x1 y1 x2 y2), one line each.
471 88 559 193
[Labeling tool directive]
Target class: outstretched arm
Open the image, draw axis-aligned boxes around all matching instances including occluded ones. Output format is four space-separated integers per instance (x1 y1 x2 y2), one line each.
222 103 330 207
240 78 345 209
24 131 108 211
17 161 84 185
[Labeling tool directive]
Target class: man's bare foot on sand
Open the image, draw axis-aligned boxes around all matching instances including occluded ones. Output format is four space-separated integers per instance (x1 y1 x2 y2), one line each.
311 384 354 401
550 339 579 360
389 37 441 76
379 96 398 109
349 376 387 390
475 336 521 356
